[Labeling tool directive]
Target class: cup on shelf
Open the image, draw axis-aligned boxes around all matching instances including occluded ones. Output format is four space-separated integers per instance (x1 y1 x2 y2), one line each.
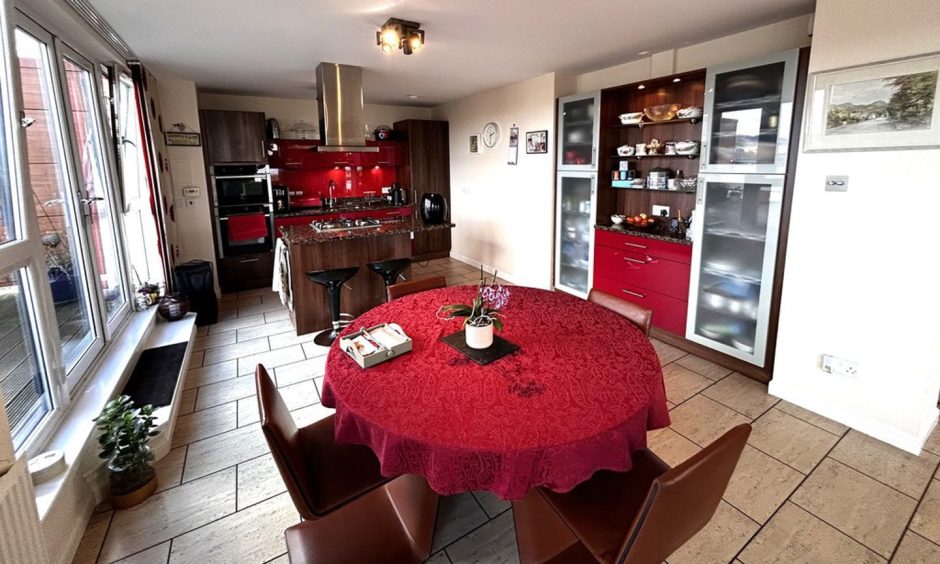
635 143 647 156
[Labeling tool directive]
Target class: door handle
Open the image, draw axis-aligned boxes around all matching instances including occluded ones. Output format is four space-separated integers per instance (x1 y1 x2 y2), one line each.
239 258 259 263
621 289 645 298
80 197 105 204
623 257 645 264
624 241 647 249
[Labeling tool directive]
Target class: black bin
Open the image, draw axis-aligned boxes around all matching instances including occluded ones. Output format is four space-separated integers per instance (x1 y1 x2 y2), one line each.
174 260 218 326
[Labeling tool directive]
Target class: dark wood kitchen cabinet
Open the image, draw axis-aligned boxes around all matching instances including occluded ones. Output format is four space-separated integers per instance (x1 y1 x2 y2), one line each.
200 110 267 164
394 119 451 261
218 251 275 293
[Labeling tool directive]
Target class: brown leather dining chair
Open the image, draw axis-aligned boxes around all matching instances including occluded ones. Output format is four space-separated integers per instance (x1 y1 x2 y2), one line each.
588 288 653 337
512 424 751 564
387 274 447 300
255 365 391 519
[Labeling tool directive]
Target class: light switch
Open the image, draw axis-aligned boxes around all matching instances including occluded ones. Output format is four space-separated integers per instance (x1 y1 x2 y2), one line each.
182 186 200 198
825 175 848 192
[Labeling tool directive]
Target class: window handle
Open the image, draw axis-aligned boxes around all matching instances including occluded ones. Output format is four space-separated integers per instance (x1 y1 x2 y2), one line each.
21 113 36 128
81 197 105 204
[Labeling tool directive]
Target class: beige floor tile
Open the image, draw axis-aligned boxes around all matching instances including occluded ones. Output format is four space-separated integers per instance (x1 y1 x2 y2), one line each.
675 354 733 381
203 336 270 366
791 458 917 558
71 510 111 564
196 326 209 337
830 431 939 498
892 531 940 564
237 396 260 427
777 400 849 436
723 445 803 524
445 510 518 564
261 291 284 304
219 295 262 310
192 331 237 353
647 427 701 467
268 329 316 350
290 402 334 427
748 408 840 474
178 387 196 416
274 356 326 387
237 301 286 318
701 373 778 419
666 400 676 410
264 309 290 323
923 425 940 457
432 493 490 552
426 552 450 564
235 319 294 342
266 554 290 564
667 501 759 564
651 338 687 365
237 454 286 510
278 379 319 411
208 314 266 335
669 395 751 447
194 374 257 410
216 309 238 322
172 402 237 448
472 490 511 519
154 446 187 493
911 479 940 545
302 340 331 359
183 360 238 390
113 541 171 564
238 287 274 299
237 344 306 375
182 424 269 483
99 468 237 563
663 363 713 404
739 502 884 564
188 349 205 368
168 492 298 564
313 375 324 399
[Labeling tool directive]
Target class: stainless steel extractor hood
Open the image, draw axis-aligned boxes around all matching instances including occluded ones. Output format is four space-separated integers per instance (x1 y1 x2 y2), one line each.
315 63 379 152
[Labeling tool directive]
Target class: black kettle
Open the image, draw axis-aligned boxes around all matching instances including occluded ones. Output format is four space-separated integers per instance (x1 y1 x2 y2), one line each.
420 193 448 225
390 183 406 205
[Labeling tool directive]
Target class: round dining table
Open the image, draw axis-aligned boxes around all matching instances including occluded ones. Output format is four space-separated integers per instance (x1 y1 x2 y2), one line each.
320 285 670 500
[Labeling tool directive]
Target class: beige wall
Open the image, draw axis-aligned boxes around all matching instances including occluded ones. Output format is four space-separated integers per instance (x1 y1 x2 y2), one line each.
197 93 432 135
431 73 568 289
158 77 219 293
770 0 940 453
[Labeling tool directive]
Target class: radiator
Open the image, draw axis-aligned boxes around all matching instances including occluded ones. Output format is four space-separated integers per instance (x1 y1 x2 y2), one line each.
0 459 49 563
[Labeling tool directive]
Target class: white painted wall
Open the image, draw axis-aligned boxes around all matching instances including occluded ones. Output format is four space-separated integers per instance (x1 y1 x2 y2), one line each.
157 77 220 294
769 0 940 453
197 93 432 135
430 73 574 288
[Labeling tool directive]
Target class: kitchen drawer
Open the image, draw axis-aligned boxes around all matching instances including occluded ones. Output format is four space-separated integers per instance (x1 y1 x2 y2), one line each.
219 251 274 292
594 273 688 336
594 229 692 265
594 245 691 301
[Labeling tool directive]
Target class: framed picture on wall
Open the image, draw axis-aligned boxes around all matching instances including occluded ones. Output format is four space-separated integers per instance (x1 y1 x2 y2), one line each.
804 52 940 151
526 130 548 154
469 134 480 154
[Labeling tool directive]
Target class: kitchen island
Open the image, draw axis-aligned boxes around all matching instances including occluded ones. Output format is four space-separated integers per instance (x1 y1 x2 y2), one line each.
280 219 455 335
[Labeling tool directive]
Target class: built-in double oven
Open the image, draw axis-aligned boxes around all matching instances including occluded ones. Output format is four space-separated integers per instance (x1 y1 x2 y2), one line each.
211 164 274 257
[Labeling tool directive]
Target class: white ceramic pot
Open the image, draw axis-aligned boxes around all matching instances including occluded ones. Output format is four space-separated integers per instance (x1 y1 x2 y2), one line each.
465 321 494 349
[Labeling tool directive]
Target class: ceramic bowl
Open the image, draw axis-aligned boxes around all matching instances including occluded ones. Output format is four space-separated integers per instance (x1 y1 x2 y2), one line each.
677 106 703 119
619 112 644 125
644 103 681 122
616 144 635 157
611 214 626 225
675 140 700 155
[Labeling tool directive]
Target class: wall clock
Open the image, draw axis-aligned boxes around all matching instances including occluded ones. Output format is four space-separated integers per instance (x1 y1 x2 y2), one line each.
482 122 500 148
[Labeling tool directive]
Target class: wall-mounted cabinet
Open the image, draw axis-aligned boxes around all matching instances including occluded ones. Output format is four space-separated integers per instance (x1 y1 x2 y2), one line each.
201 110 267 164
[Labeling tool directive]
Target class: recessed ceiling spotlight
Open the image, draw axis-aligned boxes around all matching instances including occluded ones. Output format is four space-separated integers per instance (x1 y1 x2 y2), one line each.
673 78 681 83
376 18 425 55
406 94 419 100
637 84 646 90
638 50 650 56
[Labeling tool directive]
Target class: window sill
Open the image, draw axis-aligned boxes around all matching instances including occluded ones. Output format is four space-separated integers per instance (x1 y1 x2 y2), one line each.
33 306 158 520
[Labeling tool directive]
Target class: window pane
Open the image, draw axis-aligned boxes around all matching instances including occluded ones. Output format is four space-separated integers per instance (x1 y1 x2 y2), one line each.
0 44 14 244
15 29 97 371
62 57 126 320
0 270 51 450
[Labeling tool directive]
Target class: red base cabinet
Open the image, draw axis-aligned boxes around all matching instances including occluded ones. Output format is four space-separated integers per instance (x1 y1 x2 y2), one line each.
592 230 692 336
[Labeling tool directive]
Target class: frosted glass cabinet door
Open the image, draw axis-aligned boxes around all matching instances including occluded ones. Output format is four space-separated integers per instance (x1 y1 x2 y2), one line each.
557 92 600 171
555 173 596 298
700 49 799 175
686 174 783 365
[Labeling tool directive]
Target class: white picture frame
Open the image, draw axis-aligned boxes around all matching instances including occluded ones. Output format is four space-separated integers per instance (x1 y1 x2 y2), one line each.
804 52 940 152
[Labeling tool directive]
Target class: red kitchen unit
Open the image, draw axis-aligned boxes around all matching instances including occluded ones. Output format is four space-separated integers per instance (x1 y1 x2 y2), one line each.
593 229 692 336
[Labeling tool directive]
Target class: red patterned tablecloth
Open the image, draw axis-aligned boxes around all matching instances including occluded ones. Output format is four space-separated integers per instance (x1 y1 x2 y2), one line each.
321 286 670 500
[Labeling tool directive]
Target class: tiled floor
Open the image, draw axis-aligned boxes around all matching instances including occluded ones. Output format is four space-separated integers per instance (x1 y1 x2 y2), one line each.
73 257 940 564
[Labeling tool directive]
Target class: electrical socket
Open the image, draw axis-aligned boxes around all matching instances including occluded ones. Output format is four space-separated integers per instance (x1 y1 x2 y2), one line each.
821 354 859 378
652 205 671 217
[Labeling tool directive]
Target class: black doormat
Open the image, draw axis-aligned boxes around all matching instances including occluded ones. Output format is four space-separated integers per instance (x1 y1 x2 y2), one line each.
121 343 188 408
440 331 520 366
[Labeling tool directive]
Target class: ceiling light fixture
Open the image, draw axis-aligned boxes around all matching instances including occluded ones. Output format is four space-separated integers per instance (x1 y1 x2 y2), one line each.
672 78 681 83
637 84 646 90
406 94 419 100
638 50 650 56
376 18 425 55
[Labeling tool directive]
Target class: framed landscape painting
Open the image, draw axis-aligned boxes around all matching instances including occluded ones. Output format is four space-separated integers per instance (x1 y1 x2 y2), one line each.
804 52 940 151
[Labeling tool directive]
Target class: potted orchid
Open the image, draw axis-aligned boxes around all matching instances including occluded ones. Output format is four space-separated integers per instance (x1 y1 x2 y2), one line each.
439 268 511 349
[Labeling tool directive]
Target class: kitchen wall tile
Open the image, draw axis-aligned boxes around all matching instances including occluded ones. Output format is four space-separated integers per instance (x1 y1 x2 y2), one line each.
663 363 713 404
791 458 916 558
911 479 940 545
829 431 939 498
739 502 884 564
748 408 839 474
723 445 803 524
701 372 779 419
172 402 237 448
182 424 269 483
445 511 518 564
675 354 733 381
669 395 751 447
237 454 286 510
667 501 758 564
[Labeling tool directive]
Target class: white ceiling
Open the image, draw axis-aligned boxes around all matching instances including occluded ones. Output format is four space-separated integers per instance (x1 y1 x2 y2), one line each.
87 0 814 106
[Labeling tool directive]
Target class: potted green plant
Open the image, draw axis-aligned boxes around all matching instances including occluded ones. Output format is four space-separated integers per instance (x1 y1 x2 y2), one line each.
94 395 159 508
438 268 511 349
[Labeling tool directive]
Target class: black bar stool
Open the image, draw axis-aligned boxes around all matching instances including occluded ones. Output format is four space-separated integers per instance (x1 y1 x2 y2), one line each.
367 258 411 300
305 266 359 346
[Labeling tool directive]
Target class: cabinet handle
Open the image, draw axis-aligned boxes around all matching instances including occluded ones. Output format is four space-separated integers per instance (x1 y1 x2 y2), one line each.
623 257 645 264
624 241 647 249
621 289 645 299
239 258 259 263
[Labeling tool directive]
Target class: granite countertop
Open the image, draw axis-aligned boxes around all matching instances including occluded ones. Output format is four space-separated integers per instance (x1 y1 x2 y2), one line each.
595 223 693 246
275 202 414 218
281 219 454 245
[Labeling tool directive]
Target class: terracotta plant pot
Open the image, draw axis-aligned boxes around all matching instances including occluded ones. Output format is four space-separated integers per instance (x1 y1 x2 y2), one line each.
465 321 494 349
